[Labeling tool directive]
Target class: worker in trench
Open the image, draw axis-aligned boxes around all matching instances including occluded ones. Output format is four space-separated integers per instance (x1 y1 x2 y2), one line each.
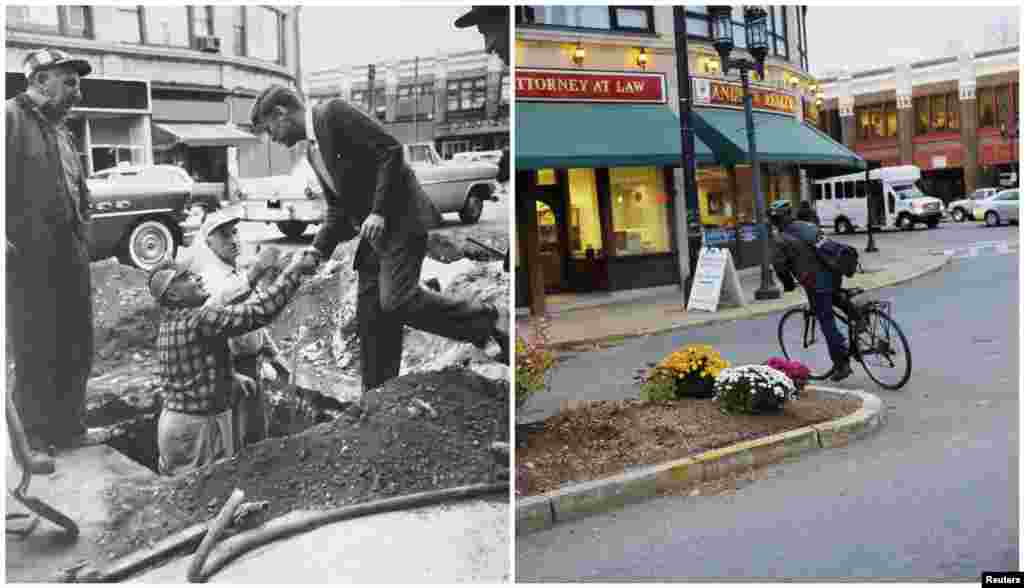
148 251 316 476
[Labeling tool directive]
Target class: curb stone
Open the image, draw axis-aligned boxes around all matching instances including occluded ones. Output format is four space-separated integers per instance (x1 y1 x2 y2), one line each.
515 386 885 536
550 255 950 351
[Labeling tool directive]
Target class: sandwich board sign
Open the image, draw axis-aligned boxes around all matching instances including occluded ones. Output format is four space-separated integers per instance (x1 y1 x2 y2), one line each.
686 247 747 313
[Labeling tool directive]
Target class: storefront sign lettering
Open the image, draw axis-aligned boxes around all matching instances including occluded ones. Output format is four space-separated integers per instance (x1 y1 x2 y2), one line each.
516 68 667 104
692 77 797 115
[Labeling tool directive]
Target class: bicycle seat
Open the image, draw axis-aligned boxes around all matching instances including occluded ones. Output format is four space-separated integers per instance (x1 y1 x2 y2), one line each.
843 287 865 298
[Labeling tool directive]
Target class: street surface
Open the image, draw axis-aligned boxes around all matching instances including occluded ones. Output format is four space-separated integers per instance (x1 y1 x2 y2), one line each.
517 222 1019 581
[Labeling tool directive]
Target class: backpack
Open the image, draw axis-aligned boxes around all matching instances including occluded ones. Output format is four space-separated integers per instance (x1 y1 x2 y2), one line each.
814 238 860 278
784 221 859 278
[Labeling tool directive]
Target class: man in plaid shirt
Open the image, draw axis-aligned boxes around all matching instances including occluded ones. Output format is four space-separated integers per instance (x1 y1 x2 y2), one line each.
149 252 314 476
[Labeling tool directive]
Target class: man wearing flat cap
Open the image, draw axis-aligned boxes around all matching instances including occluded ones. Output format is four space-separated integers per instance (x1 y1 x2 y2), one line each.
248 83 510 394
6 48 98 452
149 251 315 476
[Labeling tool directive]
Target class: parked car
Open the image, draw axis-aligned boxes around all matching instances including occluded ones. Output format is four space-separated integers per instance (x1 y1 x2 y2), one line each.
947 187 999 222
234 142 499 238
87 165 194 270
90 164 223 214
450 150 503 166
974 188 1019 227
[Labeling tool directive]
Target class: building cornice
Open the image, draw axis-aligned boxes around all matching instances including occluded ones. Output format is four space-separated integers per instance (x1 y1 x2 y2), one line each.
5 31 294 82
816 45 1020 85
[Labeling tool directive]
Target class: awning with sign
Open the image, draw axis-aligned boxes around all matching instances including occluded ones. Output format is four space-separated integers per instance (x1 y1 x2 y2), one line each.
516 102 716 170
690 107 865 169
152 123 260 149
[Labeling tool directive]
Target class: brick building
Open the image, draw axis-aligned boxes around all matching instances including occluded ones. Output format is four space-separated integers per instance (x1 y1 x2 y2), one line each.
5 5 301 183
305 49 510 159
817 45 1019 203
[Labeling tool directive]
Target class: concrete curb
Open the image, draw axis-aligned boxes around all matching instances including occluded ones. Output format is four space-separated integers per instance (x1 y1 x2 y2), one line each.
515 386 885 536
551 255 951 350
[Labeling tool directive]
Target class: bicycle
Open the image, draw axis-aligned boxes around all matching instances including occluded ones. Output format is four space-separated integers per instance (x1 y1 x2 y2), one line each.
777 287 912 390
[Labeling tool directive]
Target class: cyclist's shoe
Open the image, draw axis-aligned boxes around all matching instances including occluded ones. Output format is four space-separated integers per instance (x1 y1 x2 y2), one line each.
830 361 854 382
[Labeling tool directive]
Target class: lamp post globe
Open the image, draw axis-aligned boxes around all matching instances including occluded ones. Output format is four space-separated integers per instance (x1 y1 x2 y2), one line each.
708 6 735 74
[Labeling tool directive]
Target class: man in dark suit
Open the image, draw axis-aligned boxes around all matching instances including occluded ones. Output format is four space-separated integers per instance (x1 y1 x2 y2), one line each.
250 86 509 392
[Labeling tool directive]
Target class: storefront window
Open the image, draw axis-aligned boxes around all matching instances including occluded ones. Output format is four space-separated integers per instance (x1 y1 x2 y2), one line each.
915 97 929 135
995 85 1011 128
886 105 898 137
610 167 671 256
113 6 142 43
536 201 558 254
948 94 960 130
696 167 734 226
536 169 557 186
978 86 996 128
567 169 604 258
143 6 189 47
246 7 284 64
930 94 947 130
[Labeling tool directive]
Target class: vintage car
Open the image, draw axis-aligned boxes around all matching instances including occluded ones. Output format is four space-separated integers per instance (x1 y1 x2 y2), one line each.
87 164 196 270
233 142 499 239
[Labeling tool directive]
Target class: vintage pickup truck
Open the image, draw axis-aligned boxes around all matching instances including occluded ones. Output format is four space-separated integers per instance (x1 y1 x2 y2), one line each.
232 142 500 238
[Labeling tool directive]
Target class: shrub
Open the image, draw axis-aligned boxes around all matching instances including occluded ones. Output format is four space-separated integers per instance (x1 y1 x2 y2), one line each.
515 316 556 411
634 344 730 400
713 364 799 414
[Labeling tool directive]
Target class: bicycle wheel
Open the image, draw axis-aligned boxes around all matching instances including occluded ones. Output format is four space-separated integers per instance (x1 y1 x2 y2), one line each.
778 308 834 379
855 308 912 390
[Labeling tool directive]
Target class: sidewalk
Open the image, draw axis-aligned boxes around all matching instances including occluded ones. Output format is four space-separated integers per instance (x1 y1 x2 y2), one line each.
517 247 951 348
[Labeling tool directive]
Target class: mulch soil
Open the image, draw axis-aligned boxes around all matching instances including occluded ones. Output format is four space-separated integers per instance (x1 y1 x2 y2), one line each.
95 369 509 562
517 388 862 497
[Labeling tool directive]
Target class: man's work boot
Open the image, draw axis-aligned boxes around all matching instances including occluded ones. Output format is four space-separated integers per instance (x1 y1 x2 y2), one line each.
830 361 854 382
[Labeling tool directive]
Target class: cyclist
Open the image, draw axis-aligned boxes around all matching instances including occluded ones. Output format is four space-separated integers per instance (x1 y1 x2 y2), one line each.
768 206 858 382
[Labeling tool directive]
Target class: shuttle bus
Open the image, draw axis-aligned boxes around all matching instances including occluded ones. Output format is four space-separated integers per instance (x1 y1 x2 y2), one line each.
811 165 944 233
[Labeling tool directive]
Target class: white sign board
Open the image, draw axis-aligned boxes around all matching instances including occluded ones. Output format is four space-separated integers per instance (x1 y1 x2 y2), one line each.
687 247 747 313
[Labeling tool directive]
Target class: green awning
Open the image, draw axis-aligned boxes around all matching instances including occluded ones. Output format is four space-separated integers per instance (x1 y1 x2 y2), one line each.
516 102 716 170
691 107 866 170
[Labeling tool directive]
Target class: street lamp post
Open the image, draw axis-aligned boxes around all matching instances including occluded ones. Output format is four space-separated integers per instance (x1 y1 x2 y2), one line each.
708 6 779 300
865 160 879 252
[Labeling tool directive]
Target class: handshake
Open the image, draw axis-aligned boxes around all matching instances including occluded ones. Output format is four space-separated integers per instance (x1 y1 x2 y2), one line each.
245 246 321 284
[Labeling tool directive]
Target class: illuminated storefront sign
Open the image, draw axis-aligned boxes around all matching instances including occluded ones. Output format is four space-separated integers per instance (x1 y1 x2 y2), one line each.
691 76 797 115
516 68 667 104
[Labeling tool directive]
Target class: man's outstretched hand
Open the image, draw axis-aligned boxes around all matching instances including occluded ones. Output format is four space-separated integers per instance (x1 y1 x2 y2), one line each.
360 213 386 243
286 250 319 276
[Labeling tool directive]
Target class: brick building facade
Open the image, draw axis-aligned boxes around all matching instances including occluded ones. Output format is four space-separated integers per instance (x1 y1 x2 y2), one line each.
306 49 510 159
817 45 1019 203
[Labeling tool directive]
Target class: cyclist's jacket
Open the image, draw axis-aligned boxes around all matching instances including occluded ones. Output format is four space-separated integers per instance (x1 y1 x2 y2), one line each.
771 221 832 292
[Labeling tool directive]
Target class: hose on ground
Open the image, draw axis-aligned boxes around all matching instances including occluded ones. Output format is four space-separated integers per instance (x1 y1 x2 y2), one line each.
194 481 508 582
187 488 245 582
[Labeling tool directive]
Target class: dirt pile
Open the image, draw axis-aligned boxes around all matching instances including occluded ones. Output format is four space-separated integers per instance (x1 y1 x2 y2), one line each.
95 369 509 561
86 232 509 419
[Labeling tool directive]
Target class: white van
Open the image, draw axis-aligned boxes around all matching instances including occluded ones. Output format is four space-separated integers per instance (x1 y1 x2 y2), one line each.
811 165 944 233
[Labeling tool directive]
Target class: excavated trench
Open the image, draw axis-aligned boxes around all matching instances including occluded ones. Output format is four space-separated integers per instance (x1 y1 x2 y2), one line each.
85 384 353 473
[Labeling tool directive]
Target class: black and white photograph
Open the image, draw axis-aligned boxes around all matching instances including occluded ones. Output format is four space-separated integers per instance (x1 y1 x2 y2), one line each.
5 4 511 582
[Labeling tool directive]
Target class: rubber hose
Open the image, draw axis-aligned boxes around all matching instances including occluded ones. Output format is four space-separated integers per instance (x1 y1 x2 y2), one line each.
196 481 508 582
187 488 245 582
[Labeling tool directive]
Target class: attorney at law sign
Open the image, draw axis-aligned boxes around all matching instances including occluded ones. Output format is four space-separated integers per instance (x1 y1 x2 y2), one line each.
516 68 667 104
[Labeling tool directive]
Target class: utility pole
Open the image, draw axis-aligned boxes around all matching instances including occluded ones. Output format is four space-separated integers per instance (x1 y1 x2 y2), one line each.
367 63 376 115
413 56 420 142
672 7 698 304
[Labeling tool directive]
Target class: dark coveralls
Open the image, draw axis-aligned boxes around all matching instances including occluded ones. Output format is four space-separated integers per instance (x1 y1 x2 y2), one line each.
771 220 856 366
6 93 94 446
306 99 498 392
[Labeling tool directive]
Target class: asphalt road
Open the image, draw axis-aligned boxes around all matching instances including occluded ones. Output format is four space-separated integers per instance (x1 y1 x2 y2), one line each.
516 226 1019 581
